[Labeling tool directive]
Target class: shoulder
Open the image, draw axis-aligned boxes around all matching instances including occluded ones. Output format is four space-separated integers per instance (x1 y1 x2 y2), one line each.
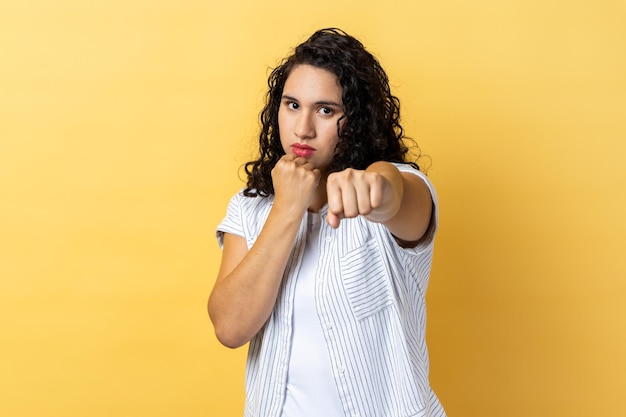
217 190 275 248
228 189 275 212
227 189 276 229
391 162 435 189
390 162 438 208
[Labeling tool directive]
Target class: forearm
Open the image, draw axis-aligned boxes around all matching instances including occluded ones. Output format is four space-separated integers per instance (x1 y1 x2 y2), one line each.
208 205 303 348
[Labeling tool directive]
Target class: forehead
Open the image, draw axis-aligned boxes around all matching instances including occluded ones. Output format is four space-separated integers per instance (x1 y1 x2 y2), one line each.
283 64 343 102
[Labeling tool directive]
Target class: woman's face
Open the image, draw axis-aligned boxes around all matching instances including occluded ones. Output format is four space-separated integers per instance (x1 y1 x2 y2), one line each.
278 64 345 174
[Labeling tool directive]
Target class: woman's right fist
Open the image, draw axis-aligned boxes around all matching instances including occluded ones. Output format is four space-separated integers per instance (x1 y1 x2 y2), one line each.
271 154 321 213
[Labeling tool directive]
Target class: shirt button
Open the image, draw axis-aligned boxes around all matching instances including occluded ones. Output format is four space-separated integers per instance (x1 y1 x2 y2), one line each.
325 236 332 243
325 323 333 330
338 366 346 374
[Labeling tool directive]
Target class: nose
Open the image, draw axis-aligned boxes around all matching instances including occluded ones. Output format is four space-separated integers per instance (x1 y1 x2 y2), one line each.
294 111 315 139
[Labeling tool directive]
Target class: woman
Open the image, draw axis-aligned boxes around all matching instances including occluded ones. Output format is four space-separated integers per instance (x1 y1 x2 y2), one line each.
209 28 445 417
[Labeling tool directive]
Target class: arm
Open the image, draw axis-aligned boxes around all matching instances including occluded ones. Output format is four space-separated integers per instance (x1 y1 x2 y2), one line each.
208 155 320 348
208 209 301 349
326 161 432 244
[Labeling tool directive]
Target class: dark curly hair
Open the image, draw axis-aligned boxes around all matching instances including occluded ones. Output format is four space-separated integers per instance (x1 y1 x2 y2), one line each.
243 28 419 197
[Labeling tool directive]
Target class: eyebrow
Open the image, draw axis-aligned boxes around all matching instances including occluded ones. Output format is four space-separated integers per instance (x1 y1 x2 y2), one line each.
281 94 343 108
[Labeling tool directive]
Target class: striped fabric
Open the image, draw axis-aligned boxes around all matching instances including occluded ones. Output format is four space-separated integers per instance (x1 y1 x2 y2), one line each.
216 164 446 417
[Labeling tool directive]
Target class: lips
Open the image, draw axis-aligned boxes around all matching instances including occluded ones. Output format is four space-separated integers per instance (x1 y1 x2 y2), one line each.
291 143 315 158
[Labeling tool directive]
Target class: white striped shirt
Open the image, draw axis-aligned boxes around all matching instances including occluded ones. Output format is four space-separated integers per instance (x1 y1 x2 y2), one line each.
216 164 446 417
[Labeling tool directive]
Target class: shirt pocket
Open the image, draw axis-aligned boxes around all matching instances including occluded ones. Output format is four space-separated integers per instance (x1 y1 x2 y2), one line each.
339 238 393 320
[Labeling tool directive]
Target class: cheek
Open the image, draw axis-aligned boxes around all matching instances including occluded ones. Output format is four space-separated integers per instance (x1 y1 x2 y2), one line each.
277 111 289 140
277 108 286 130
327 124 341 147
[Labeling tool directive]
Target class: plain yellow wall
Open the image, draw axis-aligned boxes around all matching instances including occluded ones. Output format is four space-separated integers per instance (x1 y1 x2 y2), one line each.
1 1 624 416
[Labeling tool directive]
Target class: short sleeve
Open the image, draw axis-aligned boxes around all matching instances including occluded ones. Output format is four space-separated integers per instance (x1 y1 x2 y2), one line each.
215 192 246 250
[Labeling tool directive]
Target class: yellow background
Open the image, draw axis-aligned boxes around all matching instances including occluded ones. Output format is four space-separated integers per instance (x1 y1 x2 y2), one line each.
1 1 624 416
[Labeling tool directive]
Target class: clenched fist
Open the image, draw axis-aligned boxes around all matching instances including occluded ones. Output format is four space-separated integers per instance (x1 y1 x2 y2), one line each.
271 154 321 215
325 165 402 228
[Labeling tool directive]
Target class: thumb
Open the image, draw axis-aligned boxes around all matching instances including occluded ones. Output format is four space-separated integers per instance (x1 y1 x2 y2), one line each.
326 211 342 229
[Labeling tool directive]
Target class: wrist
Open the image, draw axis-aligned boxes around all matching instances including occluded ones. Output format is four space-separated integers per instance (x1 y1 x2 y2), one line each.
364 162 403 223
270 197 307 223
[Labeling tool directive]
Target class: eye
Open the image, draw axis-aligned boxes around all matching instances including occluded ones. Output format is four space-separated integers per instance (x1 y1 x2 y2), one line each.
319 107 332 115
287 101 299 110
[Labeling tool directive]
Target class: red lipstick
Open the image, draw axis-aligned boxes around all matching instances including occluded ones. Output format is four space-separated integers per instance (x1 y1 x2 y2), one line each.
291 143 315 158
